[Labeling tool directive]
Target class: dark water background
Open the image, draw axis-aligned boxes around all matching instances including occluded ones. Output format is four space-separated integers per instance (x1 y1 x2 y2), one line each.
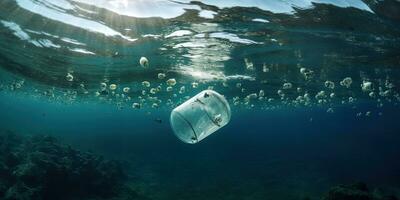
1 93 399 199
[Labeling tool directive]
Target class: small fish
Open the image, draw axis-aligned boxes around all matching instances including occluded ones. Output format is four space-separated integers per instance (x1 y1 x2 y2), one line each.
154 118 162 123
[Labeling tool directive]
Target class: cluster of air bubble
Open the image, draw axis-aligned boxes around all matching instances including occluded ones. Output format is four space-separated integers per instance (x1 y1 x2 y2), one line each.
0 56 399 118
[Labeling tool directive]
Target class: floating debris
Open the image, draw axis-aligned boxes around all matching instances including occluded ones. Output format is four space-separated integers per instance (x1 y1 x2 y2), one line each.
139 56 149 67
170 90 231 144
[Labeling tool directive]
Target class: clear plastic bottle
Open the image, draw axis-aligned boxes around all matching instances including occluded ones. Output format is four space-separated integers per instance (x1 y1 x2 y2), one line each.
170 90 231 144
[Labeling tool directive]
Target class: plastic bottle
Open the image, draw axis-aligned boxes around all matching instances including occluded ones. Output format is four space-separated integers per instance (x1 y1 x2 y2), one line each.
170 90 231 144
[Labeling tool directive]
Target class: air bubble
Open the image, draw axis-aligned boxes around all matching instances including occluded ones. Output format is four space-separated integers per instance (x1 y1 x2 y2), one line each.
283 83 293 90
262 63 269 73
142 81 151 87
109 84 117 90
132 103 141 109
244 58 254 71
140 57 149 67
166 78 176 86
369 92 376 98
324 81 335 89
340 77 352 88
315 91 326 99
179 86 185 94
100 82 107 91
361 81 373 92
66 73 74 82
259 90 265 97
158 73 166 79
150 88 157 94
123 87 130 93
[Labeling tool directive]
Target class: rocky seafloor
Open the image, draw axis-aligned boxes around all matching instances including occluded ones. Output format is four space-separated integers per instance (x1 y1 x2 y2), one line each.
0 130 147 200
320 182 398 200
0 130 398 200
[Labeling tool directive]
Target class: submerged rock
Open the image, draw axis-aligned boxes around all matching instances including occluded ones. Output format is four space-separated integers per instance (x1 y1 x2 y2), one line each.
0 131 142 200
323 182 371 200
322 182 398 200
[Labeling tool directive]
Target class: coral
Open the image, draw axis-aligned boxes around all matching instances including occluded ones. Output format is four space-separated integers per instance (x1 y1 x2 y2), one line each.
0 130 141 200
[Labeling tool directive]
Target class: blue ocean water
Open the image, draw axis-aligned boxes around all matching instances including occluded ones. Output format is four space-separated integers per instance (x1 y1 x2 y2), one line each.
1 0 400 199
1 92 400 199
